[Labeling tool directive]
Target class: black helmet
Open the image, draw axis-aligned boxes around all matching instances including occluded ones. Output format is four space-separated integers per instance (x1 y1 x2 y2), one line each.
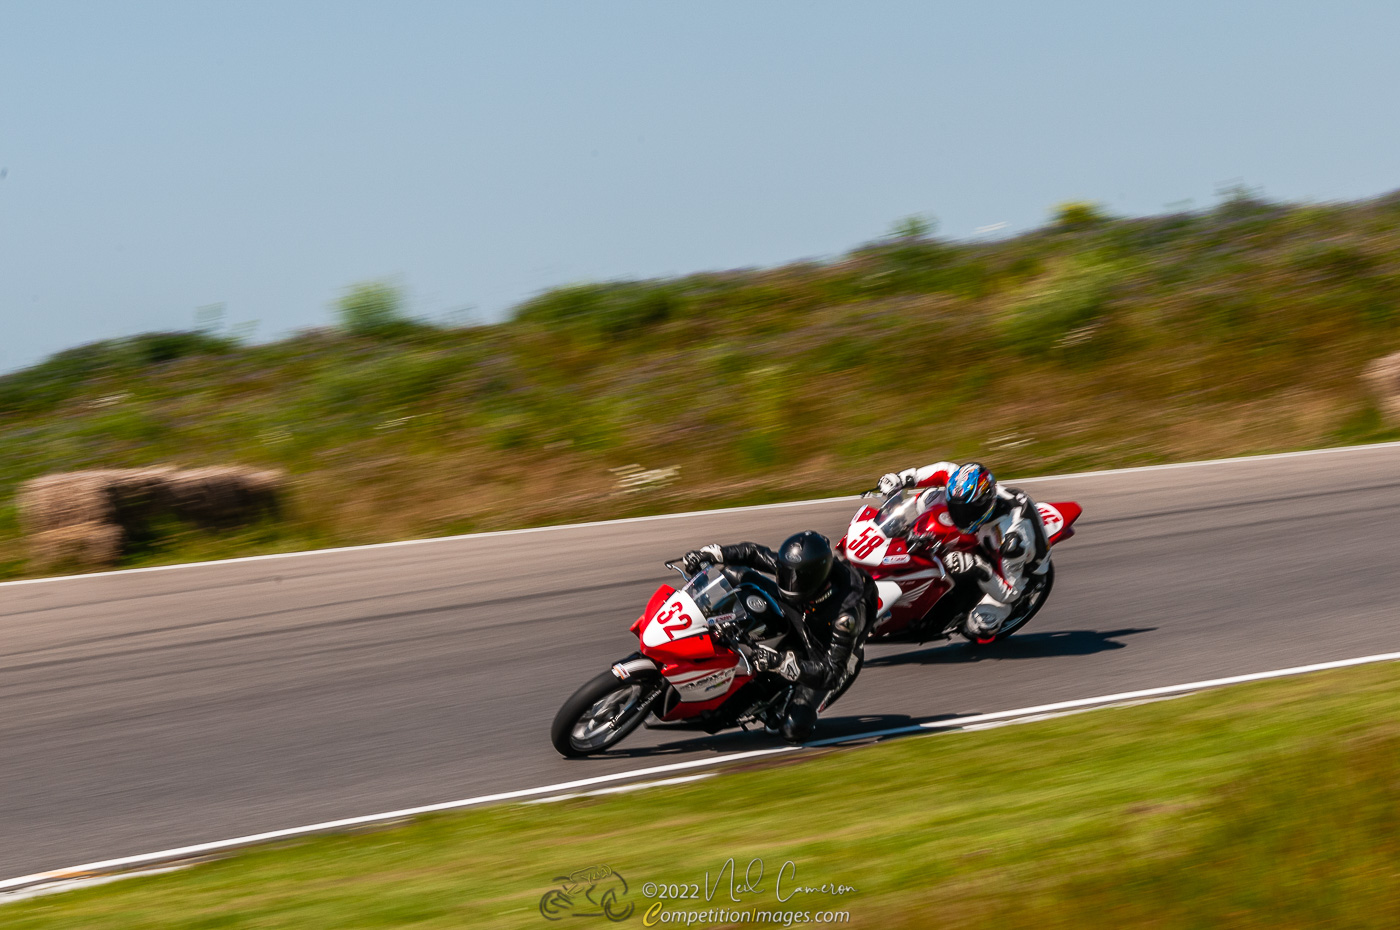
946 462 997 532
776 531 834 601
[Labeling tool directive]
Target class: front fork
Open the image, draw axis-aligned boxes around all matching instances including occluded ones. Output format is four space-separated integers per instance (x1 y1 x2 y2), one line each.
612 683 665 731
610 652 677 724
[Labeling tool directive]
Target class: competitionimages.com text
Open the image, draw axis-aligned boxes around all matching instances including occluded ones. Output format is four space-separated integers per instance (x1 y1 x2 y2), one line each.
642 905 851 926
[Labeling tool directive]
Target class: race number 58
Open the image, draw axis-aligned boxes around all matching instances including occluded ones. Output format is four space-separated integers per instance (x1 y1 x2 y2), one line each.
848 527 884 559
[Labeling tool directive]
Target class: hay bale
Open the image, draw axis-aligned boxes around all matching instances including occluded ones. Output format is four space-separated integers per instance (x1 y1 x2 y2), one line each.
28 521 124 572
1363 352 1400 425
16 465 287 571
164 466 284 525
108 467 178 517
15 471 121 534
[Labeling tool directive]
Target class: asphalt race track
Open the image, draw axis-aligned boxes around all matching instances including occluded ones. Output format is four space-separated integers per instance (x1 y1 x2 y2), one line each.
3 444 1400 879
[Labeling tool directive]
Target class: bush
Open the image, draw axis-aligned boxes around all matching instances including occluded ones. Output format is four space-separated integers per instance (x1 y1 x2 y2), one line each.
999 256 1121 352
1291 240 1377 278
888 214 935 240
0 332 235 415
337 281 416 337
513 282 684 336
1053 201 1110 230
312 350 463 413
1214 182 1276 221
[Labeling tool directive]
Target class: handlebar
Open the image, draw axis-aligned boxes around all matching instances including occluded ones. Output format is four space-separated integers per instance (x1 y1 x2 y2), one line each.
656 562 777 680
906 532 947 555
663 558 697 583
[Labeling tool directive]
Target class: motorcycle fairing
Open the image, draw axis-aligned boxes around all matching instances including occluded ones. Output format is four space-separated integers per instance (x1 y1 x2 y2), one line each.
630 582 754 718
842 523 890 567
856 495 1077 640
639 589 709 648
1038 501 1082 544
629 584 676 636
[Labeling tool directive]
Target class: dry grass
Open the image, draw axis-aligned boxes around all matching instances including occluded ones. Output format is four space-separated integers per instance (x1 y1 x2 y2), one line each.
3 193 1400 576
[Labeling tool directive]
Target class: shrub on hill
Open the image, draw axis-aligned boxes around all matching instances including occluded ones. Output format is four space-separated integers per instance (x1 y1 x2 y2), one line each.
0 331 236 416
336 280 428 338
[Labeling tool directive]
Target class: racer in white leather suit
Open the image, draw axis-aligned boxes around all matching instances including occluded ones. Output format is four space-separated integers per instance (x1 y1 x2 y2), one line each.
875 461 1050 642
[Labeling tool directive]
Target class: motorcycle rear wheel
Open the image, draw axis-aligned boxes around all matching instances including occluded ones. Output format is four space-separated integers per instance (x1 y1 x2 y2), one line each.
551 670 659 757
972 562 1055 645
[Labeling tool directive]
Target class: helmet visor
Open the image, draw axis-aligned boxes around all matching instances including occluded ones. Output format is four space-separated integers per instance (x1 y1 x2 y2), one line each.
947 497 994 532
778 553 833 599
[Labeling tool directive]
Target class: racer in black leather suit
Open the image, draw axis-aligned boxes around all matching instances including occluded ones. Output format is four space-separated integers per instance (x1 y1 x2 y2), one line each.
682 531 875 742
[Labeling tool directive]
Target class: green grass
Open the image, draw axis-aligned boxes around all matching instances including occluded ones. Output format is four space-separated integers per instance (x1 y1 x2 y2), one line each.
6 191 1400 576
8 661 1400 928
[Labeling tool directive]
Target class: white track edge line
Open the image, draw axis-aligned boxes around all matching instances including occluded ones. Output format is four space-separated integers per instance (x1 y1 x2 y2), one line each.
7 439 1400 589
806 650 1400 745
520 773 717 805
5 648 1398 893
0 866 188 905
0 495 860 589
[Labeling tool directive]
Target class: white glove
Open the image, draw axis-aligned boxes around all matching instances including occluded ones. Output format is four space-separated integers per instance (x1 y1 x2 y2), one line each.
877 472 908 495
683 544 725 572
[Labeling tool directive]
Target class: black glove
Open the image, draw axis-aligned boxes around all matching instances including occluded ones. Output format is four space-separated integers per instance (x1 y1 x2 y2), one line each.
773 650 803 682
682 543 724 572
752 644 781 672
944 550 992 581
942 550 974 574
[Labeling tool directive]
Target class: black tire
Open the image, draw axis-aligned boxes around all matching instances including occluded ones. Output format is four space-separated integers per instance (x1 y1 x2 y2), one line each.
971 562 1055 645
551 670 659 758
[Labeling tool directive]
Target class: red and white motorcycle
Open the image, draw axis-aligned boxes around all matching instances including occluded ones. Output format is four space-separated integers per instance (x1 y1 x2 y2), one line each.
837 485 1082 643
551 560 862 757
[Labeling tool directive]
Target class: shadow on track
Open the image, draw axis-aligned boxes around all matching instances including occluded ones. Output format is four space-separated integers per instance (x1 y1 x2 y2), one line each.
573 629 1152 760
587 712 973 760
865 627 1155 668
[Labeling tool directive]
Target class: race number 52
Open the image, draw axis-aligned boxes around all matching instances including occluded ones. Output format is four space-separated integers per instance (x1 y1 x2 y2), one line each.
655 602 694 639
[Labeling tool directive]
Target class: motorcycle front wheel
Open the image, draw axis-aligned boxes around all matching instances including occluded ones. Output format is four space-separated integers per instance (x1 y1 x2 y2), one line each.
551 670 660 757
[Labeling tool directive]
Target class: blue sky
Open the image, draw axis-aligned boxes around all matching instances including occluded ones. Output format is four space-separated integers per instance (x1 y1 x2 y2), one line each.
1 1 1397 371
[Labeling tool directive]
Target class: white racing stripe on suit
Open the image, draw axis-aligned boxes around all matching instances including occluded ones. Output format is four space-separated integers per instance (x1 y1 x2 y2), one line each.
965 486 1050 637
898 461 959 489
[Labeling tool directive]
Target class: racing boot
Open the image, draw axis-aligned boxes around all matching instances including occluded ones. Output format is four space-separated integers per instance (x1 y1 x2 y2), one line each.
780 700 818 744
963 600 1010 645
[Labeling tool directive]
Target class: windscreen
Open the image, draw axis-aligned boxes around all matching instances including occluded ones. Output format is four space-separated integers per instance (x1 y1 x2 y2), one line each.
683 566 737 616
875 489 923 537
874 487 943 538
